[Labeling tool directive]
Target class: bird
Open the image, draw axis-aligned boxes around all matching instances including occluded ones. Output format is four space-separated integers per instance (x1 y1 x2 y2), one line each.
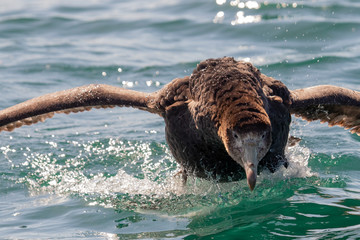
1 57 360 191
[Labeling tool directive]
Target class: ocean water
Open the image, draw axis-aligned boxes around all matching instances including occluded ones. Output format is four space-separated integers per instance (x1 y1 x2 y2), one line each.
1 0 360 239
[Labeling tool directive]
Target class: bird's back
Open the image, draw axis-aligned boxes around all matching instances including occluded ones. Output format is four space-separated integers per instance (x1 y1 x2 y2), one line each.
161 57 283 181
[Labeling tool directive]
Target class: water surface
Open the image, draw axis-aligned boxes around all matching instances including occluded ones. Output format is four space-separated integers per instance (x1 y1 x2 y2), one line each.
1 0 360 239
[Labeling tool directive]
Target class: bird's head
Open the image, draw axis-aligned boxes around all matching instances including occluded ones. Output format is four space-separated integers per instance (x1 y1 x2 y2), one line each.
218 107 272 190
224 125 271 190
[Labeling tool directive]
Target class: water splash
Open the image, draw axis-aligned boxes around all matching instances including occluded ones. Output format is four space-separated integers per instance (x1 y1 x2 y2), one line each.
15 137 316 214
260 140 315 181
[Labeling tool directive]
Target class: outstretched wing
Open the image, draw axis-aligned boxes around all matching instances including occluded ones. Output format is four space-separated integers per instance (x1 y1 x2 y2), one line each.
0 84 160 132
290 85 360 135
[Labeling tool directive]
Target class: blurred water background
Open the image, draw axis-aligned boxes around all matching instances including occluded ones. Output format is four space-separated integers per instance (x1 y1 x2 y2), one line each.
0 0 360 239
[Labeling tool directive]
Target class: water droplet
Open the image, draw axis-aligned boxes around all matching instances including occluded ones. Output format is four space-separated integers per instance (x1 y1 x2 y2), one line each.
213 11 225 24
146 80 153 87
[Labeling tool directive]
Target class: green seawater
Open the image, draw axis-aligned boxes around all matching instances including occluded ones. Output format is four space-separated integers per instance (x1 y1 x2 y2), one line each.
0 0 360 239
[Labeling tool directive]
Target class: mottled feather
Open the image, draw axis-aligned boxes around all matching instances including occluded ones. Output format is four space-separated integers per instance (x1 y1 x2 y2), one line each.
290 85 360 135
0 84 158 132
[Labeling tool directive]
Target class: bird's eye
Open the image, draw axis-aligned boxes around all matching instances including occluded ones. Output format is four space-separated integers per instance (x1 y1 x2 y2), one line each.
262 134 266 139
233 133 238 139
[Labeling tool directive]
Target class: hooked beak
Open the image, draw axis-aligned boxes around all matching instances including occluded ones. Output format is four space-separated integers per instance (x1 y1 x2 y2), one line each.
245 164 257 191
243 145 258 191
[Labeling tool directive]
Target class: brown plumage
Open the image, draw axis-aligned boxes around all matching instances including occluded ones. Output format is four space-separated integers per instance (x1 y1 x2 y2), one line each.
1 57 360 190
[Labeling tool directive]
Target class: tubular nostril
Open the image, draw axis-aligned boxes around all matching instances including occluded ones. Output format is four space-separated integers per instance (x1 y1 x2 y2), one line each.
245 140 257 146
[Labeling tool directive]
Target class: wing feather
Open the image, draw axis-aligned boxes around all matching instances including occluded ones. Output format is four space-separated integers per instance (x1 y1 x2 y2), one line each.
290 85 360 135
0 84 160 132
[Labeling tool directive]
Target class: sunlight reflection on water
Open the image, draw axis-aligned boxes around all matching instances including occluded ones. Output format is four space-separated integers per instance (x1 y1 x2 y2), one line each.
214 0 300 26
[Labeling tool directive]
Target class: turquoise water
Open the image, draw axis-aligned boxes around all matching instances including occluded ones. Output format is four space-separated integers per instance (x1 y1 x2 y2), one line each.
1 0 360 239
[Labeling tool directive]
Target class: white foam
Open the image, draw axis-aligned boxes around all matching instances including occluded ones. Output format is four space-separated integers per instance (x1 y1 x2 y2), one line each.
19 138 314 211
